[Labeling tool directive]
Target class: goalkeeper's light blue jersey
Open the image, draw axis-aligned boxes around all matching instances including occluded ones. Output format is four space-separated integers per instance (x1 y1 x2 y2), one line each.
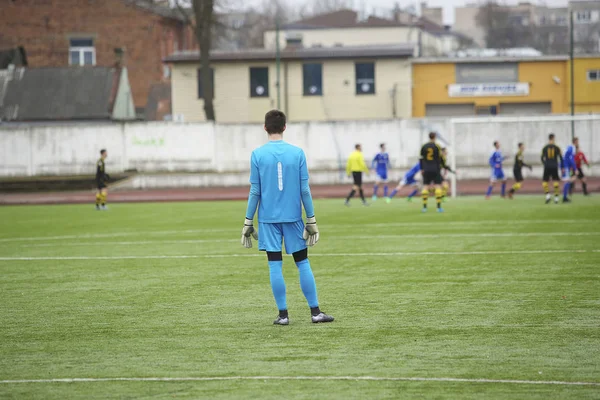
250 140 308 224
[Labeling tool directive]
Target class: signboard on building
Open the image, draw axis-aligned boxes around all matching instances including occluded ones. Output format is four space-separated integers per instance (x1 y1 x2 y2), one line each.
448 83 530 97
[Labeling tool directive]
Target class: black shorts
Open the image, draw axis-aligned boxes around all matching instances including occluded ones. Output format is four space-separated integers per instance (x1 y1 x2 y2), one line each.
513 168 523 182
577 168 584 179
352 172 363 187
97 181 107 190
543 167 559 182
423 171 442 185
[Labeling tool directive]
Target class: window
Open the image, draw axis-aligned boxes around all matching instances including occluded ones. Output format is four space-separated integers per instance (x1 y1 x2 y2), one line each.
588 70 600 81
69 38 95 66
303 63 322 96
576 10 592 23
355 62 375 95
556 16 567 25
250 67 269 98
197 68 215 99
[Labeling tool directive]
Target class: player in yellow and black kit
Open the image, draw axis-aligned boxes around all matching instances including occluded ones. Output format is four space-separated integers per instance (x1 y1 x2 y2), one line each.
507 142 532 199
419 132 444 213
541 134 563 204
95 149 109 210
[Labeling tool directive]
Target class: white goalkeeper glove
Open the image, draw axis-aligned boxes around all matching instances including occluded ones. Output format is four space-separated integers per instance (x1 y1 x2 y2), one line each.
241 218 258 248
302 216 319 247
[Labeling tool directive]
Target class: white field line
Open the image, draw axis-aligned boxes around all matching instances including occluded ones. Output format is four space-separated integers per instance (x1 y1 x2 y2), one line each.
0 219 592 243
14 231 600 247
0 249 594 261
0 375 598 386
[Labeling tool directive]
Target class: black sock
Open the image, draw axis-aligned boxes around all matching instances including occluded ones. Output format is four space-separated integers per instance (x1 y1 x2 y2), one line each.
359 189 365 202
346 190 356 201
279 310 288 319
310 307 321 316
583 182 588 194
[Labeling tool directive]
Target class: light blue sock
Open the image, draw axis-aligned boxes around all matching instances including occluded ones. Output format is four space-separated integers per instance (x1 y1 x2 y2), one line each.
563 182 570 199
373 185 379 196
296 259 319 308
389 189 398 198
486 186 493 196
501 182 506 196
383 185 389 197
408 189 418 198
268 261 287 311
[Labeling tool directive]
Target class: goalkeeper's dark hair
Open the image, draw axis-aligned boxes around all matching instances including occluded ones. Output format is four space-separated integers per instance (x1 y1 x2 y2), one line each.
264 110 286 134
429 132 436 140
549 133 555 140
100 149 106 155
518 142 523 147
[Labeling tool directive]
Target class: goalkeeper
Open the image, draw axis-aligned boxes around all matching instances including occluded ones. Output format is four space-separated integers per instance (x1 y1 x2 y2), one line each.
241 110 334 326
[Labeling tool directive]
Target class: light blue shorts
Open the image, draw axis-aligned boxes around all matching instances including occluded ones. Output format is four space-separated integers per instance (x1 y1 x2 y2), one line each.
258 221 306 254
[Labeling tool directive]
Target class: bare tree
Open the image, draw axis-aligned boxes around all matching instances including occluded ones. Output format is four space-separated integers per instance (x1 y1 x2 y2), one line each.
309 0 354 15
476 1 534 49
575 22 600 54
169 0 216 121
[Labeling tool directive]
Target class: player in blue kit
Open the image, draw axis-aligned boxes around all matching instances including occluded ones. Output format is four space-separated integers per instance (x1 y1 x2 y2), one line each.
386 162 421 203
561 138 577 203
241 110 334 326
371 143 391 201
485 141 507 199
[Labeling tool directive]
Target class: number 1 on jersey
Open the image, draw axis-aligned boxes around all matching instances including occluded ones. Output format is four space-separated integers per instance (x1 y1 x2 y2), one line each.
277 162 283 191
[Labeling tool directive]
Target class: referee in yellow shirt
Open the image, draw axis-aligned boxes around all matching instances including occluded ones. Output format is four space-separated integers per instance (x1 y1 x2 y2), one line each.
345 144 370 206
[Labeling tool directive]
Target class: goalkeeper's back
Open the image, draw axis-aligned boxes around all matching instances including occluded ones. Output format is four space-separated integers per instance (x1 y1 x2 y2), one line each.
250 140 308 224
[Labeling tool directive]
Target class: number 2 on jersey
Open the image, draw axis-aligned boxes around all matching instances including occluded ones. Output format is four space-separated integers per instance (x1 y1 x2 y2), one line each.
426 148 434 161
547 148 555 159
277 162 283 191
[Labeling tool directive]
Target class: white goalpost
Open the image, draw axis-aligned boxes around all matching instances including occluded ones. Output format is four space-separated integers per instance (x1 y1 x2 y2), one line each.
447 114 600 198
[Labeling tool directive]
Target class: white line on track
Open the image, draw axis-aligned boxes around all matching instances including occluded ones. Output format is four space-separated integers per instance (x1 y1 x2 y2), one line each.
0 249 594 261
16 231 600 247
0 376 598 386
0 219 591 243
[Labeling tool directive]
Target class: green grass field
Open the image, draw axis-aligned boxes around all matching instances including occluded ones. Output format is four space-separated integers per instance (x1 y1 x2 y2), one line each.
1 196 599 399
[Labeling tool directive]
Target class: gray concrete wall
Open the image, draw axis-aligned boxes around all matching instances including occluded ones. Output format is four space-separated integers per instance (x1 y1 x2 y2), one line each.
1 116 599 186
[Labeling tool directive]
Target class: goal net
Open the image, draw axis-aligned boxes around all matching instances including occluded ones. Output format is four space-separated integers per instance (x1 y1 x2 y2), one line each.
447 115 600 198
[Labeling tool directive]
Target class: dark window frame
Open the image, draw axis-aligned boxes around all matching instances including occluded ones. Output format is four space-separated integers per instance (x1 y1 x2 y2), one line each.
303 63 323 96
355 62 376 95
249 66 269 98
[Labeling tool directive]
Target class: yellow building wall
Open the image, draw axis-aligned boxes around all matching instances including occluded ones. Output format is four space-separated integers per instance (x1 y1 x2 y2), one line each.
412 60 569 117
171 62 280 123
518 61 567 113
569 57 600 113
172 58 412 123
286 59 411 122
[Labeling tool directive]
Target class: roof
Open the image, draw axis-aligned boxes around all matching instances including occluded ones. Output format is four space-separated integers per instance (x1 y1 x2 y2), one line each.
165 44 415 63
281 9 456 36
123 0 188 21
412 55 570 64
0 67 119 122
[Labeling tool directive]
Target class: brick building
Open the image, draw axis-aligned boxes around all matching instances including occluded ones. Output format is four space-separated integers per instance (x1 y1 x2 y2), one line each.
0 0 195 118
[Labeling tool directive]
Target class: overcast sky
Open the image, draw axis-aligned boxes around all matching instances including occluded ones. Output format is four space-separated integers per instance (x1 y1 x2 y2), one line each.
242 0 569 25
